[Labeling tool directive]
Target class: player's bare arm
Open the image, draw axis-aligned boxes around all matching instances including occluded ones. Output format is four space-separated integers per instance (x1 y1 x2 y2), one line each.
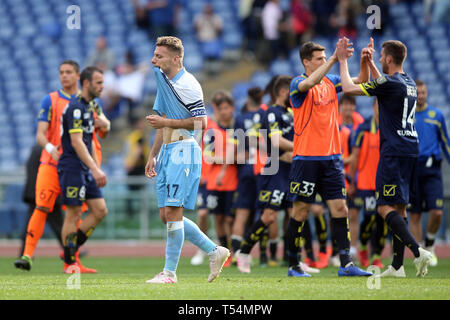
146 114 207 130
145 128 163 178
36 121 60 161
338 38 367 96
270 132 293 152
270 132 293 163
363 38 382 79
347 147 360 199
95 112 111 138
70 131 107 187
297 52 339 92
353 38 376 84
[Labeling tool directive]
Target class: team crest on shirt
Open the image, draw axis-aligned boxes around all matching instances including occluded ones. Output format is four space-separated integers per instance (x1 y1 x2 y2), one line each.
267 113 276 123
244 119 253 129
253 113 260 123
376 76 387 85
73 109 81 119
428 110 436 118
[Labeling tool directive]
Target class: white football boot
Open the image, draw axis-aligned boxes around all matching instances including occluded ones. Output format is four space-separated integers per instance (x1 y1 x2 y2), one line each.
235 249 252 273
207 246 230 282
377 265 406 278
146 271 177 284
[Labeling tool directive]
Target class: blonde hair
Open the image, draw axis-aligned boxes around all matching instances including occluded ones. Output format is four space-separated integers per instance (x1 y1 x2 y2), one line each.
156 36 184 62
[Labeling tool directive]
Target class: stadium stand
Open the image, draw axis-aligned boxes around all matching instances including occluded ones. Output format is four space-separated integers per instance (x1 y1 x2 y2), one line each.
0 0 246 172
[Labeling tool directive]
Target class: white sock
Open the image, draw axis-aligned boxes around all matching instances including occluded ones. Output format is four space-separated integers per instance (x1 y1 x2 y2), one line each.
426 232 436 241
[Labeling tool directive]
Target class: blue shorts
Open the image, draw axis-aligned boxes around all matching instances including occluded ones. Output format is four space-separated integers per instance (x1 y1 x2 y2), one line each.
232 174 258 210
410 159 443 213
256 163 292 211
58 169 102 206
347 197 358 210
287 158 347 204
156 140 202 210
376 155 417 206
196 184 209 210
313 193 326 206
204 190 235 216
355 189 377 215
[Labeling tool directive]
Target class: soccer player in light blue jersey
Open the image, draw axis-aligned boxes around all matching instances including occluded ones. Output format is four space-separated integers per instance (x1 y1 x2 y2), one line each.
409 79 450 267
144 36 230 284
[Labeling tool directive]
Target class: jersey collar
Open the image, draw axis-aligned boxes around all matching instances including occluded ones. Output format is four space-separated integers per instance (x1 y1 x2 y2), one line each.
59 89 79 99
172 67 185 83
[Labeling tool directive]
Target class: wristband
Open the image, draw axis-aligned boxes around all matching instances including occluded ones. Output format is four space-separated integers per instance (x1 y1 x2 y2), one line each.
45 143 55 154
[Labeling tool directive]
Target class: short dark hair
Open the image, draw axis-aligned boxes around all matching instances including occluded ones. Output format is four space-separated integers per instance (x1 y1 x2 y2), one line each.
415 79 426 87
247 87 263 106
382 40 407 66
299 41 325 65
264 75 281 105
340 94 356 105
60 60 80 73
80 66 103 87
211 90 234 107
273 75 293 97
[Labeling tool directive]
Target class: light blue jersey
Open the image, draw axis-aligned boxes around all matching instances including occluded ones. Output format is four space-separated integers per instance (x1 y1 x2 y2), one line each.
153 66 205 210
153 66 206 138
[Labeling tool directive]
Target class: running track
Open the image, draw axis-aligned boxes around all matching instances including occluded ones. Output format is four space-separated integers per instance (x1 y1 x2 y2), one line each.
1 240 450 258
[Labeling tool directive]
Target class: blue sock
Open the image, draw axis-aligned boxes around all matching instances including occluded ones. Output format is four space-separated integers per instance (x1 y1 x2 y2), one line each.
164 221 184 274
183 217 217 254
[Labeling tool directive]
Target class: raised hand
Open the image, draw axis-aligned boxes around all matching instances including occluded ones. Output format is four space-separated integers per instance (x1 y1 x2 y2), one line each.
362 37 375 61
336 37 354 62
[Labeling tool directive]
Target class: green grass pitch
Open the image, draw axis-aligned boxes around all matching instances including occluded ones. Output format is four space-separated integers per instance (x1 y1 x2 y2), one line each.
1 256 449 300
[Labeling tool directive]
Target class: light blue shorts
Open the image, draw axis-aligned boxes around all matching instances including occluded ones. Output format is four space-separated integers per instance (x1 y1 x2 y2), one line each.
155 139 202 210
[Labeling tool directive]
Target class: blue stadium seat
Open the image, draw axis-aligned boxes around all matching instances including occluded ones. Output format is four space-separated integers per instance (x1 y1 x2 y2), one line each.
409 49 430 61
426 25 446 38
223 31 242 50
389 2 409 17
428 94 447 108
397 28 419 41
436 60 450 74
251 71 273 90
433 48 450 61
232 82 253 102
183 54 203 73
269 59 292 76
